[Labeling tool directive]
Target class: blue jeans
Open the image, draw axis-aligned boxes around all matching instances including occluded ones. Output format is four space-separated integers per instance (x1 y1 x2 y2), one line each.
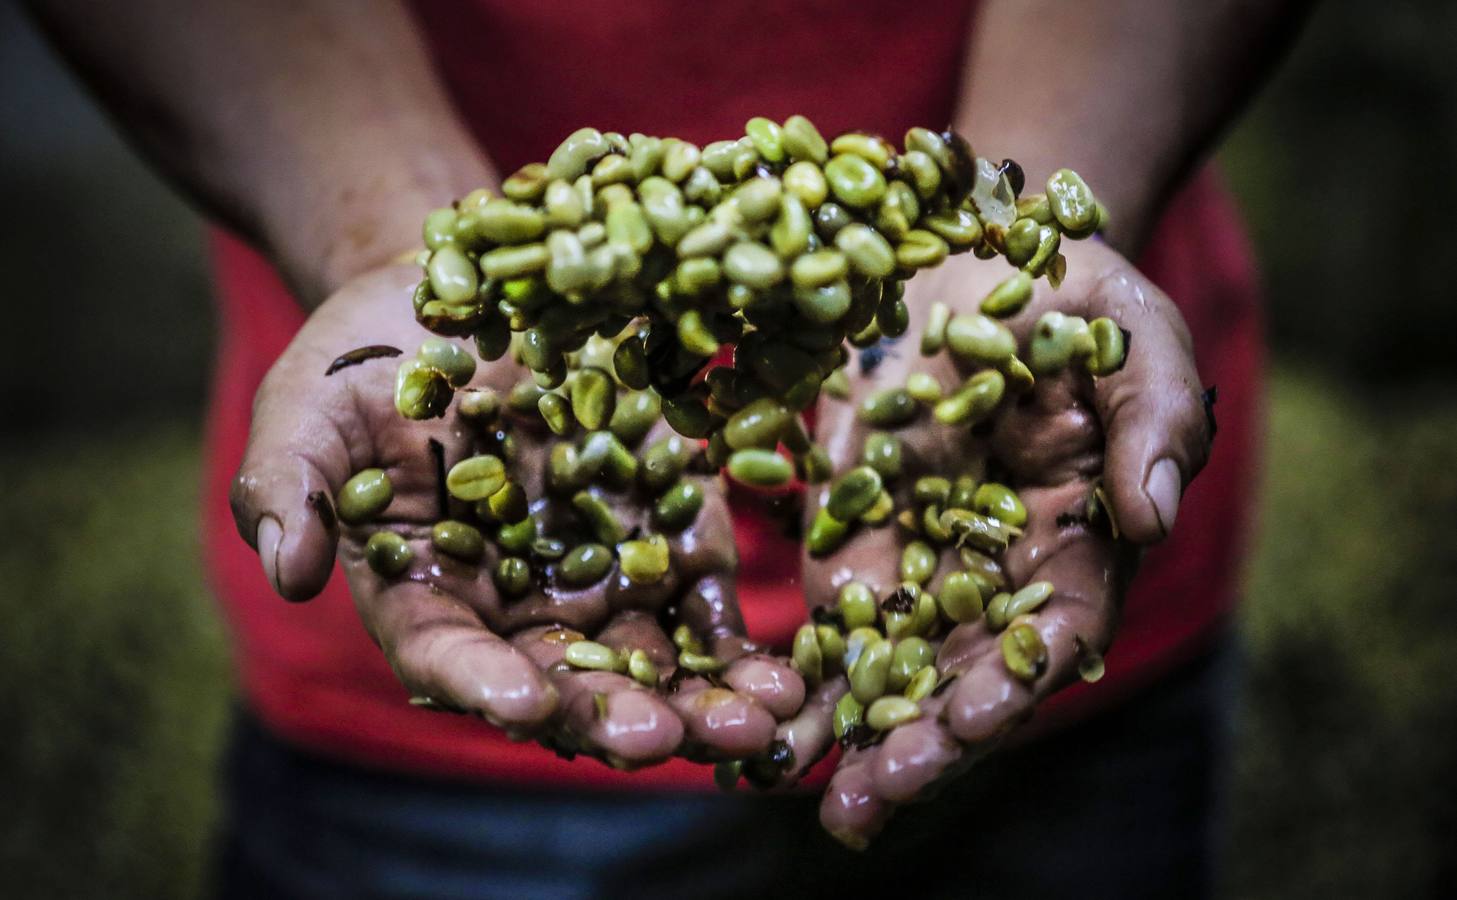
214 637 1237 900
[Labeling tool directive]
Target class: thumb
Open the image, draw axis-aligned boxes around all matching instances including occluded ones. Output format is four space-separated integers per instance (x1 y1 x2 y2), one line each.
230 359 359 601
1090 278 1212 545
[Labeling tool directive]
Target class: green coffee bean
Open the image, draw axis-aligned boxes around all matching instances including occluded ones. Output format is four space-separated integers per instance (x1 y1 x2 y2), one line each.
661 390 715 439
807 506 850 556
1007 581 1054 619
506 379 546 414
947 474 979 511
611 335 651 390
783 160 829 208
565 639 626 672
938 571 984 623
678 651 727 675
858 434 903 482
792 624 823 685
537 392 573 435
1046 168 1098 237
858 387 918 428
790 250 848 289
618 534 671 585
546 127 609 180
985 591 1012 632
432 520 485 562
833 691 865 740
837 582 878 630
423 207 458 250
532 536 568 561
1028 311 1093 375
826 466 883 521
603 390 655 447
660 138 701 182
835 223 896 278
979 271 1034 319
830 133 894 169
849 638 892 704
628 649 660 688
364 531 413 577
972 482 1027 527
1002 355 1036 393
493 163 542 204
919 301 951 356
913 476 952 507
640 435 692 494
899 540 937 585
743 116 785 163
476 199 547 244
726 448 793 487
940 508 1013 554
480 242 550 280
921 504 952 544
866 696 921 731
572 490 627 545
1001 622 1048 682
843 627 883 669
338 468 393 525
889 637 935 691
445 454 506 503
905 372 944 404
567 367 614 431
493 556 532 597
933 370 1006 426
457 388 501 422
723 242 785 291
781 115 828 163
904 665 938 702
722 398 790 451
824 153 887 209
896 229 950 269
1086 317 1127 375
493 514 535 554
427 245 479 304
770 194 812 258
922 207 984 250
654 481 705 532
416 338 476 389
816 625 847 670
559 542 613 586
946 313 1017 367
877 294 910 338
395 359 453 420
675 310 721 357
1078 640 1106 683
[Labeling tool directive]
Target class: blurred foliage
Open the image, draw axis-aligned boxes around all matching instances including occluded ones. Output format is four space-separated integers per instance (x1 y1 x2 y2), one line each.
3 0 1456 898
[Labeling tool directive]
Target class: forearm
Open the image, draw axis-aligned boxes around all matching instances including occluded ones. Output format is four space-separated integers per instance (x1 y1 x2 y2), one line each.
957 0 1310 255
25 0 492 306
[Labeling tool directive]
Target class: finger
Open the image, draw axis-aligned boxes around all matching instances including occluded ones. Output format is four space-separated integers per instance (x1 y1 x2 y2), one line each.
511 615 684 766
1086 274 1211 544
372 580 558 730
229 358 357 601
721 653 805 721
772 676 847 783
665 680 778 759
941 526 1124 746
818 749 890 851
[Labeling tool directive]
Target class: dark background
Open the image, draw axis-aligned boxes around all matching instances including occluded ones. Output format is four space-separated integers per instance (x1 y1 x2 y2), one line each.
3 1 1455 896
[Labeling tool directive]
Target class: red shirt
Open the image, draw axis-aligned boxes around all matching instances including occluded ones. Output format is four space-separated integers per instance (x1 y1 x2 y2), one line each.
203 0 1263 789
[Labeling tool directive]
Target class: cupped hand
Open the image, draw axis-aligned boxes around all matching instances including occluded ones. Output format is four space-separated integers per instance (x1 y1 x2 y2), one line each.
772 240 1212 847
228 264 802 770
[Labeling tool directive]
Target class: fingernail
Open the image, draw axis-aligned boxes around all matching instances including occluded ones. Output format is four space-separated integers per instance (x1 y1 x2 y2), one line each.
256 516 284 595
1144 458 1182 538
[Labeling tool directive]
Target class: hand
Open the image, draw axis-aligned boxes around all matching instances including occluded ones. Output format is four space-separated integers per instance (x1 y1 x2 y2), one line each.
228 264 803 769
774 240 1212 846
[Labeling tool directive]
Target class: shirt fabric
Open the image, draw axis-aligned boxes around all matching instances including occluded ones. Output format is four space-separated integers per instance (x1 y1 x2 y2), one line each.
202 0 1264 790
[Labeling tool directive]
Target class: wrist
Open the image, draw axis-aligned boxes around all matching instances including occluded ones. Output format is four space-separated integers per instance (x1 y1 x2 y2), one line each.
264 150 496 308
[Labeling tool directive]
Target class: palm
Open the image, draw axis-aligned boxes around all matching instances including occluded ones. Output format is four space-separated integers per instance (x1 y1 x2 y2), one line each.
772 242 1204 845
233 265 802 770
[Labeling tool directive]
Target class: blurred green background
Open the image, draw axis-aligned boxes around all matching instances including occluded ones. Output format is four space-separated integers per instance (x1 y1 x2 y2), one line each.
2 1 1455 897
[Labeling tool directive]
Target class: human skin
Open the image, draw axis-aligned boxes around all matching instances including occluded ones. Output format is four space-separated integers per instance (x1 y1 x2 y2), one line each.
27 0 1310 837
